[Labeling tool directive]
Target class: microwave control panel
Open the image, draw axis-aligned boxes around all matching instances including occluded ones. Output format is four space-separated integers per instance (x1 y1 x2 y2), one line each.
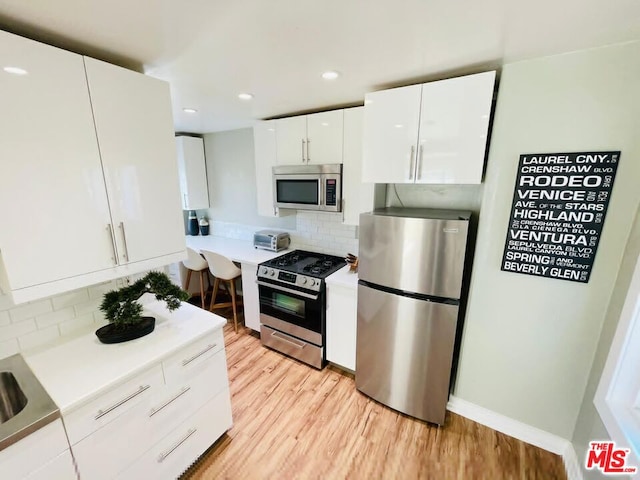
325 179 337 206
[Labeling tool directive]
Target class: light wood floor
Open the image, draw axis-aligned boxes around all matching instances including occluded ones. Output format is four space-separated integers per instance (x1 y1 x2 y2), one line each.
183 316 566 480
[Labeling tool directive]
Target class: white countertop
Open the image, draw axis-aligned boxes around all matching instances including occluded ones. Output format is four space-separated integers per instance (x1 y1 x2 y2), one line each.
185 235 289 265
326 265 358 289
24 297 226 414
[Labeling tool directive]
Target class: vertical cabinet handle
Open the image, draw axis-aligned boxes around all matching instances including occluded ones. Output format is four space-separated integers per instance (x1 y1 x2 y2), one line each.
408 145 415 180
417 144 424 180
106 224 118 265
306 138 310 163
301 139 306 162
119 222 130 262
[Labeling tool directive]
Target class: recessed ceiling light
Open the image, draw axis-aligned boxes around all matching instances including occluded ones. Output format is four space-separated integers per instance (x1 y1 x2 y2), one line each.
364 99 373 105
4 66 28 75
394 124 404 129
321 71 340 80
183 108 198 113
321 122 329 127
238 93 254 100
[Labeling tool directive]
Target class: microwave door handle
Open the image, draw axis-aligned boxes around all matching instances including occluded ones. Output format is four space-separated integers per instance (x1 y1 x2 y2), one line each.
319 178 324 209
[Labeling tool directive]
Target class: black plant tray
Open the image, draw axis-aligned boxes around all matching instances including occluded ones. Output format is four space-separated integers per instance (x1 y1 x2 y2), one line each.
95 316 156 344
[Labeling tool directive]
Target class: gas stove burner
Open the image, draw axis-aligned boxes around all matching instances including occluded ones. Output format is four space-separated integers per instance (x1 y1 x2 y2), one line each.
261 249 347 280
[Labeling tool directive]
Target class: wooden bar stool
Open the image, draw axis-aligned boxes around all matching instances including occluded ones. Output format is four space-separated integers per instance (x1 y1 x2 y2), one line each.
201 250 243 333
182 247 209 309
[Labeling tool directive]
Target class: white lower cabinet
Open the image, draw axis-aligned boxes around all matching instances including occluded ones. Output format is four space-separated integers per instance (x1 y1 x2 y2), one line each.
26 450 76 480
117 389 232 479
241 263 261 331
67 328 231 479
0 419 72 480
326 282 357 371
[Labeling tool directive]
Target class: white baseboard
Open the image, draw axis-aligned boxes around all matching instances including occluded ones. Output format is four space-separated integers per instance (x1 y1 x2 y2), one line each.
447 395 583 480
562 442 583 480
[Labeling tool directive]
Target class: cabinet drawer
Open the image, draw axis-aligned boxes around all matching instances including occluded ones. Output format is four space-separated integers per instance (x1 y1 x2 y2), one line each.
73 350 229 480
162 328 224 385
64 364 163 445
117 388 233 480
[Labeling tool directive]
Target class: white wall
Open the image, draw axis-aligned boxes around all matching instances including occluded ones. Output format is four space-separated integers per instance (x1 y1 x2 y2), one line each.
454 41 640 440
201 128 296 231
572 204 640 478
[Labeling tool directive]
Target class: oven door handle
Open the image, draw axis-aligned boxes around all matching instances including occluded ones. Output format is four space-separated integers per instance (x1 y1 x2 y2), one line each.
256 281 319 300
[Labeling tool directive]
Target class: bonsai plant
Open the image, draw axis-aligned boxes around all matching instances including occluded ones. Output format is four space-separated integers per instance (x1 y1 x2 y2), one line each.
96 271 189 344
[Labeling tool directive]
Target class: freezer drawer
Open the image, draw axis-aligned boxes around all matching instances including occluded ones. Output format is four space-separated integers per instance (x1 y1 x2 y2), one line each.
355 283 458 425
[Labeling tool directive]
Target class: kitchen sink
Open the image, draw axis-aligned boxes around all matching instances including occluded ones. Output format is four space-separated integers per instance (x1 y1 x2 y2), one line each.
0 354 59 452
0 371 28 424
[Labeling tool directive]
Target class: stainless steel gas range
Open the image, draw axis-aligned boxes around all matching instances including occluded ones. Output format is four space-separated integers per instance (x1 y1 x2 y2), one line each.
257 250 346 369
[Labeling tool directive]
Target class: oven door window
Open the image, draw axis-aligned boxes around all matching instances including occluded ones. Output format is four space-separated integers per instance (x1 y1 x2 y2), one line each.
259 284 322 334
276 179 319 205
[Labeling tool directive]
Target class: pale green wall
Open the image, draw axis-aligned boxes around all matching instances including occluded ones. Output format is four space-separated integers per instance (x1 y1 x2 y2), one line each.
201 128 296 230
453 41 640 440
572 205 640 479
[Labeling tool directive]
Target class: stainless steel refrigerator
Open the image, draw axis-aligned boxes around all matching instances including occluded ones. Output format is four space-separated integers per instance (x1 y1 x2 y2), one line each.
356 207 471 425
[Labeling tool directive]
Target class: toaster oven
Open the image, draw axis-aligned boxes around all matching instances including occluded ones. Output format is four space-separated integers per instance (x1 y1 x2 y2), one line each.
253 230 290 252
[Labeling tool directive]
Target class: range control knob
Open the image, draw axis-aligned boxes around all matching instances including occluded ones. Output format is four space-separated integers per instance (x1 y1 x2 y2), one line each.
260 267 268 275
300 277 307 285
269 269 276 277
309 279 316 287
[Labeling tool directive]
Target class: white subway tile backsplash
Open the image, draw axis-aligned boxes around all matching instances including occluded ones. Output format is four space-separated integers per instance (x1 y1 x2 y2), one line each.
18 325 60 351
0 294 14 312
8 299 53 323
0 278 129 359
88 281 118 299
74 298 102 317
52 289 89 310
0 320 37 342
0 339 19 359
59 313 95 336
35 307 75 329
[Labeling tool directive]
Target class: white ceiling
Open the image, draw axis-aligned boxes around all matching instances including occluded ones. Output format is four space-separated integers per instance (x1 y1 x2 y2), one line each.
1 0 639 133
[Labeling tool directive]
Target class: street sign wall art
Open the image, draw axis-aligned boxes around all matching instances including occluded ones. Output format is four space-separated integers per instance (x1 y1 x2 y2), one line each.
501 151 620 283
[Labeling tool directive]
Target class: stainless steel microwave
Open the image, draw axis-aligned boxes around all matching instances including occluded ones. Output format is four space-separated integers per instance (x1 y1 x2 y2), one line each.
272 164 342 212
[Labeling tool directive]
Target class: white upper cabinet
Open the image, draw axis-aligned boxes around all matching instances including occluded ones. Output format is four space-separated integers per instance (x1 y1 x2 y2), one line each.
342 107 378 226
0 30 116 293
0 30 186 303
362 84 422 183
175 136 209 210
275 116 307 165
362 71 495 184
417 71 495 184
84 57 185 265
275 110 344 165
253 121 279 217
306 110 344 165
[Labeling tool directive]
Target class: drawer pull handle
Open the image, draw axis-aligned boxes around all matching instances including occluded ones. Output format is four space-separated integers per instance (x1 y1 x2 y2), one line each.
182 343 216 366
272 330 306 349
95 384 150 420
158 428 197 463
149 386 191 417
